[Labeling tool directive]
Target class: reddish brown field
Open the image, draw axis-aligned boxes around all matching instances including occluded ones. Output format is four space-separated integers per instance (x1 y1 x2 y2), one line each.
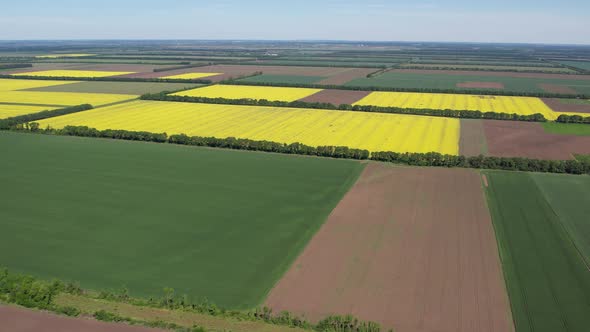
298 89 371 104
460 119 488 156
265 164 513 332
483 120 590 159
456 81 505 89
392 69 590 80
541 98 590 114
538 83 578 94
0 306 163 332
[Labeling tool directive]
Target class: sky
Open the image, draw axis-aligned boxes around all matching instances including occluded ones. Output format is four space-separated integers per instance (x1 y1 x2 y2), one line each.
1 0 589 44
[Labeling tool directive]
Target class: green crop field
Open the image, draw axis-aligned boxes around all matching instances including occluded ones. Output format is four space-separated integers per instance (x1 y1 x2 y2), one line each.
542 122 590 136
559 61 590 71
0 131 364 309
483 170 590 332
400 63 574 73
239 74 326 84
345 71 590 94
24 81 203 95
530 173 590 265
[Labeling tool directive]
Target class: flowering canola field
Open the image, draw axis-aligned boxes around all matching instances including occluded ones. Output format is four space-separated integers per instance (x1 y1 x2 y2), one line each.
353 91 583 121
13 70 134 78
37 100 460 155
0 104 57 119
0 78 77 91
172 85 322 102
162 73 222 79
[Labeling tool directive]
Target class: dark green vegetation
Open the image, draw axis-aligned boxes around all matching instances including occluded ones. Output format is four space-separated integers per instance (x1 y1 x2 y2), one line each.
555 114 590 124
0 104 93 130
345 71 590 94
241 60 391 68
559 61 590 72
0 63 33 70
12 124 590 175
239 74 326 84
483 171 590 332
542 122 590 135
530 173 590 265
0 131 365 308
142 91 547 122
575 154 590 163
2 268 388 332
24 81 202 95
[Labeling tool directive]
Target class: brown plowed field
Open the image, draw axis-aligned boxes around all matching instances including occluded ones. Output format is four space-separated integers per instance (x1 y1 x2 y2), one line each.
0 305 164 332
392 69 590 80
317 68 375 85
483 120 590 159
265 164 513 332
538 83 578 94
124 65 371 82
459 119 488 156
541 98 590 113
298 89 371 105
456 81 505 89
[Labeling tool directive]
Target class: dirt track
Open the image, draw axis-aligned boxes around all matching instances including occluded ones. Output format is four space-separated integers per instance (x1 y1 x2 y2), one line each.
541 98 590 114
483 120 590 159
298 89 371 104
265 164 513 332
0 305 163 332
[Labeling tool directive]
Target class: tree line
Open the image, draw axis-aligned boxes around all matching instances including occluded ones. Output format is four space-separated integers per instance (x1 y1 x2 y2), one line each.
556 114 590 124
221 80 589 99
0 104 93 130
11 124 590 175
141 92 547 122
0 74 212 84
152 64 209 72
0 63 33 70
399 65 575 74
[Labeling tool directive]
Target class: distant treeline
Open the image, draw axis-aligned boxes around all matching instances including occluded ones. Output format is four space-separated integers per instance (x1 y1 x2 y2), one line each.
220 80 589 99
0 63 33 70
0 74 212 84
10 124 590 175
230 61 388 69
0 104 93 130
556 114 590 124
141 93 547 122
399 65 575 74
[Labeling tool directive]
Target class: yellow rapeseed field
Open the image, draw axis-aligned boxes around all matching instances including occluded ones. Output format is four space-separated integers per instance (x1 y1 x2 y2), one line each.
353 91 582 121
35 54 96 58
0 104 57 119
13 70 134 78
162 73 222 79
37 100 460 154
172 85 322 102
0 78 78 92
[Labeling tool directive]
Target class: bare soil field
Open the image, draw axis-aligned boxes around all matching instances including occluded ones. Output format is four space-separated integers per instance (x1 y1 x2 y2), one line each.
0 305 163 332
541 98 590 113
125 64 372 82
483 120 590 159
265 164 513 332
459 119 488 156
456 81 505 89
298 89 371 104
392 69 590 80
538 83 578 94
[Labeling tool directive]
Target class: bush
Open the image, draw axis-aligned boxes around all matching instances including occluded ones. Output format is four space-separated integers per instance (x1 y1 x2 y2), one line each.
55 305 81 317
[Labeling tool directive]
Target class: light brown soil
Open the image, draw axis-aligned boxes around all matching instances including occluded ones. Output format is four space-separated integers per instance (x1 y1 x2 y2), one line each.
265 164 514 332
456 81 505 89
124 65 371 82
0 305 163 332
460 119 488 156
541 98 590 114
483 120 590 159
317 68 375 85
538 83 577 94
298 89 371 105
392 69 590 80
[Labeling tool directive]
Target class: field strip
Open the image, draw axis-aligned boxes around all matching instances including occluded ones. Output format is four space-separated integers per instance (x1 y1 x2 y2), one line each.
0 101 67 108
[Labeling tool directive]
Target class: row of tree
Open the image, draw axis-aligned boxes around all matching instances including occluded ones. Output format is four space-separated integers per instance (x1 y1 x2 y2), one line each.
222 80 589 99
399 65 575 74
556 114 590 124
0 104 93 130
0 63 33 70
14 125 590 175
152 64 208 72
141 93 547 122
0 74 212 84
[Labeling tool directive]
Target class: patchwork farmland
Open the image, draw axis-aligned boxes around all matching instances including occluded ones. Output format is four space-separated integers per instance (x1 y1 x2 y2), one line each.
1 40 590 332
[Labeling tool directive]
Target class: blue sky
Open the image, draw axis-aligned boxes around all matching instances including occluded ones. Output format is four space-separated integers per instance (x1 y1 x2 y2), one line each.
1 0 589 44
